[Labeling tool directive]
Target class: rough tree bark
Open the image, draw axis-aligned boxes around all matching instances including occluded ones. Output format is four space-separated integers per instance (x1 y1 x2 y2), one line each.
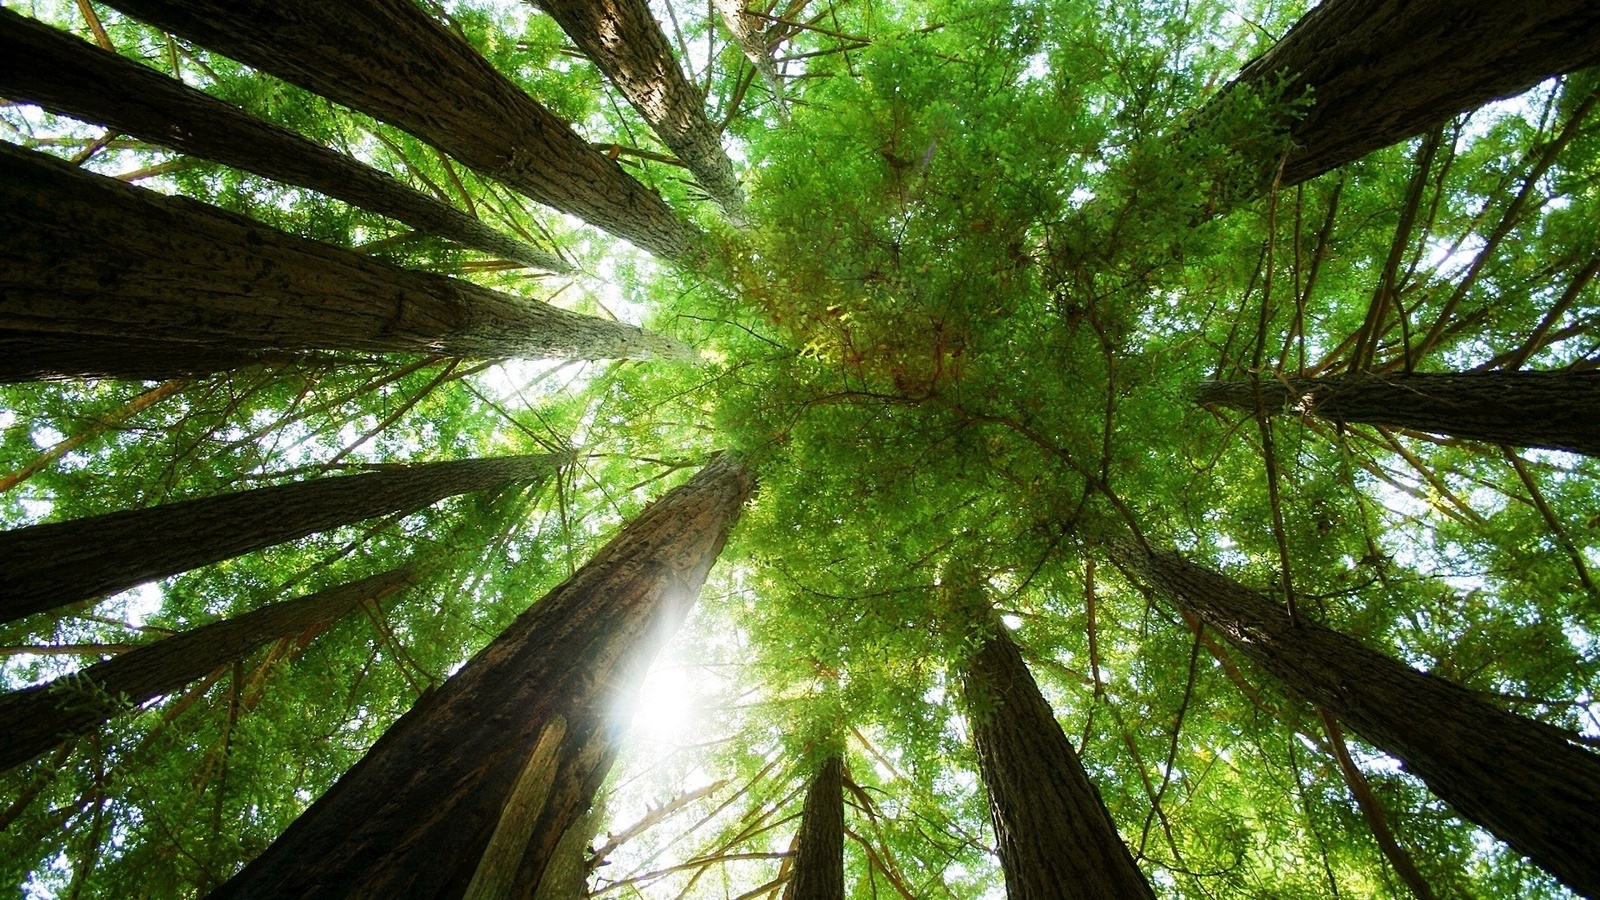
963 627 1154 900
100 0 695 258
0 9 570 273
536 0 745 218
0 332 338 384
0 565 419 773
1192 371 1600 457
783 753 844 900
0 143 690 383
0 453 560 624
208 454 755 900
1113 541 1600 898
713 0 788 118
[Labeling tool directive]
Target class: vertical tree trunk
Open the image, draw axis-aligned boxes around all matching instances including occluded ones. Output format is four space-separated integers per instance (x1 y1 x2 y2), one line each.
208 454 755 900
713 0 788 117
0 565 419 773
962 628 1154 900
1113 541 1600 898
0 143 690 383
0 453 560 624
100 0 696 258
783 753 844 900
0 9 570 273
1191 371 1600 457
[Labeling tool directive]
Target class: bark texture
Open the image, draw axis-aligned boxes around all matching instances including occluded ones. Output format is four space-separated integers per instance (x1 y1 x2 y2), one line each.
0 331 336 383
0 143 690 382
537 0 745 217
0 9 569 273
963 628 1154 900
209 454 755 900
782 753 844 900
101 0 694 258
1115 542 1600 898
1193 371 1600 457
0 453 558 624
0 566 418 773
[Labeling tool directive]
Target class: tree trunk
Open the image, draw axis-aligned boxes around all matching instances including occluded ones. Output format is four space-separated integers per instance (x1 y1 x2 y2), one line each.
0 453 560 624
537 0 745 218
0 9 570 273
0 143 690 382
208 454 755 900
1113 541 1600 898
0 331 347 384
100 0 695 258
713 0 787 118
962 628 1154 900
1192 371 1600 457
782 753 844 900
0 565 418 773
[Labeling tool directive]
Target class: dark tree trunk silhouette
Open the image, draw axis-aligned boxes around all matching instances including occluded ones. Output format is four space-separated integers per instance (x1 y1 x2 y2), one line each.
100 0 695 258
0 9 569 273
0 453 560 624
1113 541 1600 898
1192 371 1600 457
208 454 755 900
783 753 844 900
0 566 419 773
0 143 689 382
0 332 337 384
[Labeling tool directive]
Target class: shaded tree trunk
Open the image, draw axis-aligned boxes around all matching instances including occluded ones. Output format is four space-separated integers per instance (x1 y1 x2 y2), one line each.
783 753 844 900
0 143 690 383
0 453 560 624
0 565 418 773
1112 541 1600 898
100 0 695 258
962 628 1154 900
0 332 348 384
208 454 755 900
0 9 570 273
1192 371 1600 457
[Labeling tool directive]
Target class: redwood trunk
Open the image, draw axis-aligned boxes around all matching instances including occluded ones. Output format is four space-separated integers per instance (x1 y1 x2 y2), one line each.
0 331 336 383
1116 542 1600 898
0 565 418 773
963 629 1154 900
0 453 559 624
1192 371 1600 457
101 0 694 258
0 143 689 382
208 454 754 900
783 753 844 900
0 9 569 273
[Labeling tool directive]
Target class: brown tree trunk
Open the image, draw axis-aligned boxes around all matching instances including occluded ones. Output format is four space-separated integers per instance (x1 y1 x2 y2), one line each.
1113 541 1600 898
1192 371 1600 457
963 628 1154 900
783 753 844 900
207 454 755 900
537 0 745 218
0 565 418 773
0 453 560 624
100 0 695 258
0 9 571 273
0 331 346 384
0 143 690 382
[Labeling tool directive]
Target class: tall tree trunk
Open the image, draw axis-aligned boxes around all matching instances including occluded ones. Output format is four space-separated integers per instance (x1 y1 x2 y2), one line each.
0 565 418 773
0 143 690 383
100 0 695 258
1112 541 1600 898
1192 371 1600 457
536 0 745 218
208 454 755 900
0 332 346 384
962 628 1154 900
0 453 560 624
713 0 788 118
0 9 570 273
783 753 844 900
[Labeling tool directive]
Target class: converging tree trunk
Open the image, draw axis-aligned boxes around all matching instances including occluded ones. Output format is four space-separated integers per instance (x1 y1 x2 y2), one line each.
100 0 695 258
0 332 336 383
783 753 845 900
208 454 755 900
1192 371 1600 457
0 9 570 273
0 143 689 383
0 565 419 773
0 453 560 624
1113 541 1600 898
